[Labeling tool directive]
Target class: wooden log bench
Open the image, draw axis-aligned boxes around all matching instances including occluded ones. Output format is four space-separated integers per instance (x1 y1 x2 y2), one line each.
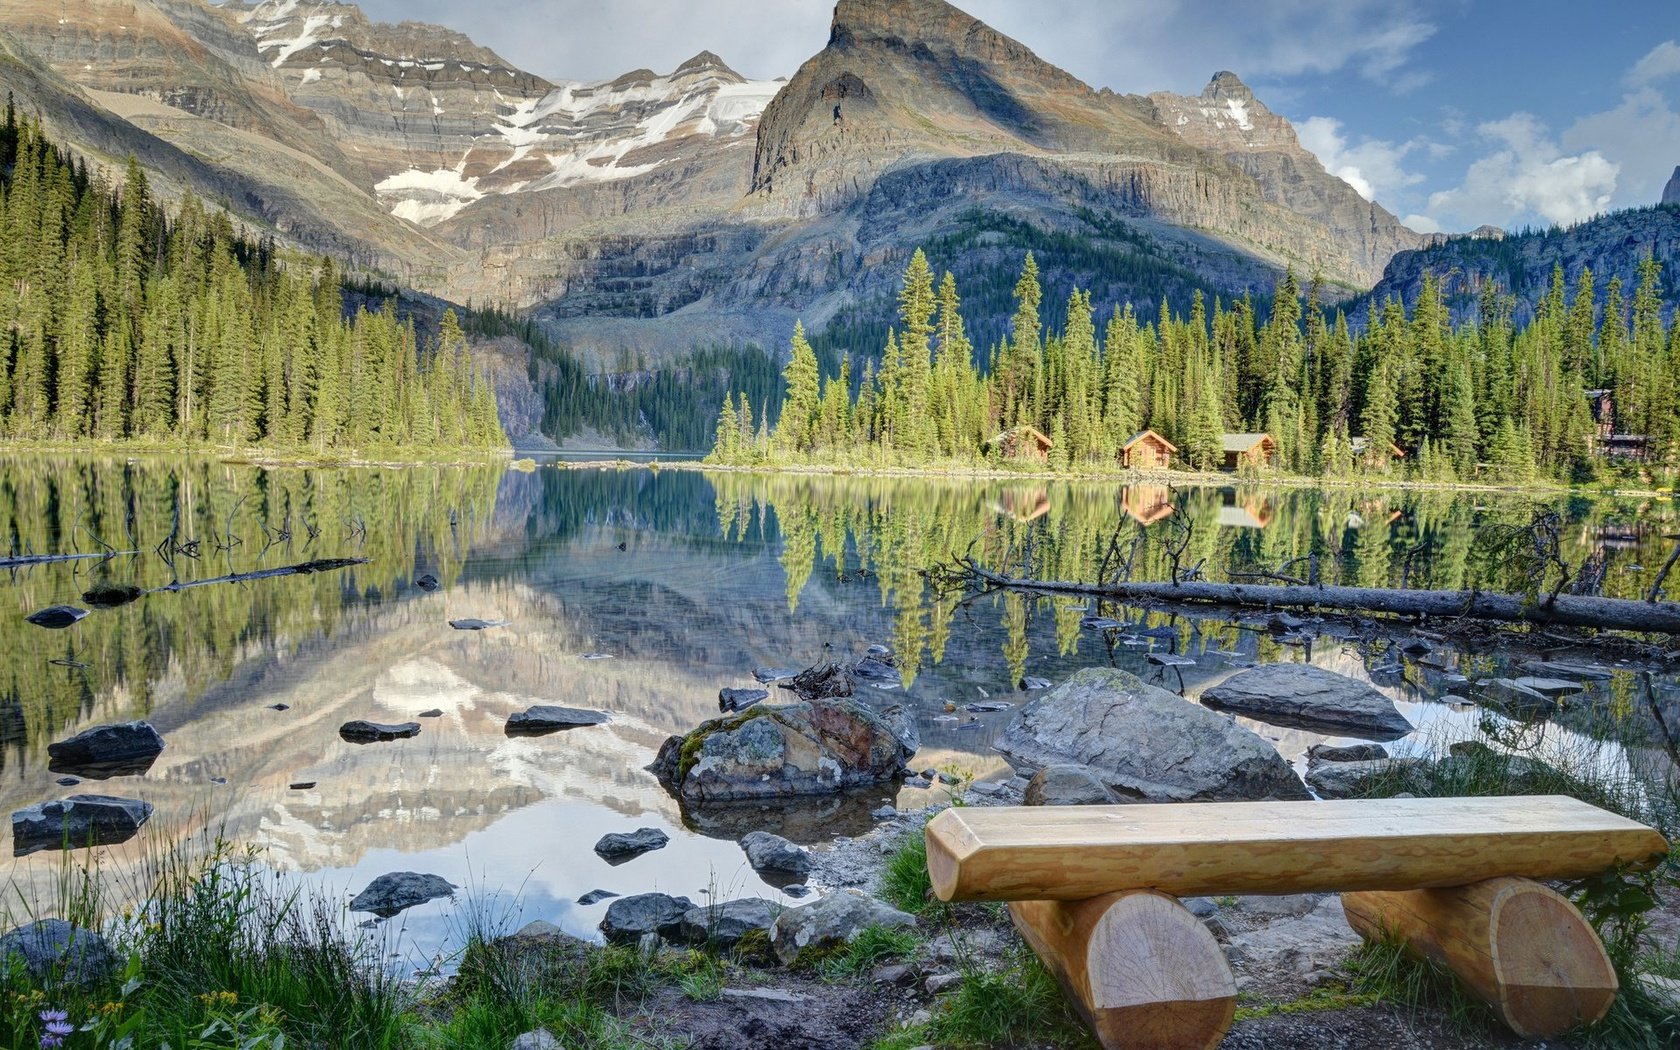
925 795 1669 1049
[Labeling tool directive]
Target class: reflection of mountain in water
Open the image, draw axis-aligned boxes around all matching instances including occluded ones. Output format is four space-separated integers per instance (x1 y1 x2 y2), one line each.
3 460 1678 912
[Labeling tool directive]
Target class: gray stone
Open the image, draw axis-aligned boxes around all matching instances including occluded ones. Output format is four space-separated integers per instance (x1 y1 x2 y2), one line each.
25 605 87 629
1524 660 1613 682
770 888 917 965
448 618 506 631
594 827 669 861
1478 678 1557 718
505 706 609 734
349 872 457 916
871 805 898 820
1509 676 1585 698
649 698 918 803
719 688 769 712
1023 764 1119 806
1305 743 1389 765
1305 758 1421 799
854 657 902 684
46 721 165 770
740 831 813 879
600 893 694 944
1181 897 1219 918
1200 664 1413 739
924 972 962 994
0 919 116 987
675 898 778 949
995 668 1308 802
12 795 153 856
339 720 421 743
873 963 918 986
509 1030 563 1050
576 889 618 906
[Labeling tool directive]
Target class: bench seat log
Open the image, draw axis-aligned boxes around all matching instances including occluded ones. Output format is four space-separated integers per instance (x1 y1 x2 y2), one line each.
1344 877 1617 1038
1009 892 1236 1050
925 796 1669 903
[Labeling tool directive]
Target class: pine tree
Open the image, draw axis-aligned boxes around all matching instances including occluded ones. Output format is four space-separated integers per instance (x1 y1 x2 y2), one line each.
775 321 821 453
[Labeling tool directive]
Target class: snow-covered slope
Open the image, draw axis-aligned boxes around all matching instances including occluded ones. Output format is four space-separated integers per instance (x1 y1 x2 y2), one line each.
231 2 778 225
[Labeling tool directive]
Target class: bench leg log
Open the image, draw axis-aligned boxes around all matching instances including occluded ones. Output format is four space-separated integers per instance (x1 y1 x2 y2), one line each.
1343 876 1617 1037
1009 891 1237 1050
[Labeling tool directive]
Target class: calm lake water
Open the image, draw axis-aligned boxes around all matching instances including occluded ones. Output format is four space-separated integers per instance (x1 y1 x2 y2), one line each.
1 457 1676 971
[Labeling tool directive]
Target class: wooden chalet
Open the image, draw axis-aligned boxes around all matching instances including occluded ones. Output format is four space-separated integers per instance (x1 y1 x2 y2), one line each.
1585 388 1654 461
1221 433 1276 471
987 424 1054 462
1120 429 1177 470
1351 436 1405 465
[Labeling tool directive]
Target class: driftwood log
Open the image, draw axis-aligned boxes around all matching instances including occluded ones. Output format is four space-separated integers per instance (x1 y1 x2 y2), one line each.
961 561 1680 634
151 557 369 593
0 551 137 569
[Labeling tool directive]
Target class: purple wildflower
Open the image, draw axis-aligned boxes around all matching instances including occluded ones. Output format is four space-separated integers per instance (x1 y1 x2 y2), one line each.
38 1008 73 1048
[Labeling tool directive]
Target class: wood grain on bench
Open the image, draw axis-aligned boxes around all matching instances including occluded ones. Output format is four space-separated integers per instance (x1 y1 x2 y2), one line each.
927 795 1670 902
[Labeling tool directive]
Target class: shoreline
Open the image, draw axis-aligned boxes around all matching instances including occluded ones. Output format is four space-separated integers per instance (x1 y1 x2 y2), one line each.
0 440 515 469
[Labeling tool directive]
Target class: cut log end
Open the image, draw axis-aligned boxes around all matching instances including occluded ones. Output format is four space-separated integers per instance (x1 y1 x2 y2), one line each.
1344 876 1617 1038
1012 892 1236 1050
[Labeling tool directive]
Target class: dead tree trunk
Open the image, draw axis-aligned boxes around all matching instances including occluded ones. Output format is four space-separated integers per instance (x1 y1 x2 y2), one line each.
961 562 1680 634
151 557 369 593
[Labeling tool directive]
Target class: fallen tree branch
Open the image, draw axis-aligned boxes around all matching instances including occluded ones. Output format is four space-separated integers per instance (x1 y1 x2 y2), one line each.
149 557 368 594
0 551 138 569
958 559 1680 634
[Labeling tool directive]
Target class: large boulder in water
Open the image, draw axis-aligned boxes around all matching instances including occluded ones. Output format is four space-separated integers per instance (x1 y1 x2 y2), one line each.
1200 664 1413 739
47 721 165 778
12 795 153 856
650 699 917 803
995 668 1308 802
349 872 457 917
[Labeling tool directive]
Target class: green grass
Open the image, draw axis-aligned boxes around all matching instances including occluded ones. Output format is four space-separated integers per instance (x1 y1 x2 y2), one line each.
878 835 935 916
923 949 1096 1049
817 925 921 980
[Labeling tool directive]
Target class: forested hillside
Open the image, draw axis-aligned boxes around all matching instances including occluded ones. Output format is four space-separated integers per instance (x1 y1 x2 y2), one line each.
0 105 503 453
714 248 1680 482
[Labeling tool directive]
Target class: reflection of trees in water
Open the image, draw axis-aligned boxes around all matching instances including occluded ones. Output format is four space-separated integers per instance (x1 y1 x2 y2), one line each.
711 473 1680 688
0 458 502 770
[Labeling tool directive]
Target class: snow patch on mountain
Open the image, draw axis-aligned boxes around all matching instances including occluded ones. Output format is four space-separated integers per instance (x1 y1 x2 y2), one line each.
377 164 483 225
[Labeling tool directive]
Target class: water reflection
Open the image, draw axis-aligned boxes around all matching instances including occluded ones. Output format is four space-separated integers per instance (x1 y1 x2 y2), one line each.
0 458 1675 969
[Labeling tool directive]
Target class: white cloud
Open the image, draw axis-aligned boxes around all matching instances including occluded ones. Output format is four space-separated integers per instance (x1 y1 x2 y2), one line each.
1562 87 1680 209
1421 113 1619 230
1401 213 1442 234
1624 40 1680 88
1296 115 1427 202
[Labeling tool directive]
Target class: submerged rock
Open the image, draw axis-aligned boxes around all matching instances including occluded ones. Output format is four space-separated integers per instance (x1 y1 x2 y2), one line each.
505 706 609 735
771 888 916 965
649 698 917 804
46 721 165 779
1477 679 1557 719
0 919 116 987
740 831 814 879
1509 676 1586 698
853 657 902 684
1305 759 1420 799
1200 664 1413 739
594 828 669 862
12 795 153 856
26 606 87 629
350 872 457 917
995 668 1308 802
415 574 440 591
339 720 421 743
448 618 506 631
1306 743 1389 764
719 687 769 712
600 893 694 944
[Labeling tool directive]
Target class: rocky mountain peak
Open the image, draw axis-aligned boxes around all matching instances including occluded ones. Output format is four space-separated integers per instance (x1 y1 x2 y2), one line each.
1664 165 1680 206
825 0 1089 96
1204 70 1254 101
675 51 740 79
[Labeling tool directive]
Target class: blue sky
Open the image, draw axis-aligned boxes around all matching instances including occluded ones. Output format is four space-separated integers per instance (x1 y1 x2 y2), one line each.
356 0 1680 234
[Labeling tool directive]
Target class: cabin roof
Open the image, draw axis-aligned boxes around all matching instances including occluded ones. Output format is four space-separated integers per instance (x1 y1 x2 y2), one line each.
986 424 1053 448
1122 429 1178 453
1221 433 1274 453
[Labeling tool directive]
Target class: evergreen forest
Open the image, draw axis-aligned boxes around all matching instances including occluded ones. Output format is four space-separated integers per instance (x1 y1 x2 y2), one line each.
0 106 504 453
712 247 1680 482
